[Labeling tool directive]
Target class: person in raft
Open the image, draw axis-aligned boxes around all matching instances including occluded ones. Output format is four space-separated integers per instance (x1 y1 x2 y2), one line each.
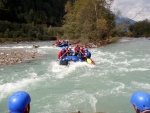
74 43 80 56
82 48 91 59
8 91 31 113
130 91 150 113
58 47 66 60
66 46 74 56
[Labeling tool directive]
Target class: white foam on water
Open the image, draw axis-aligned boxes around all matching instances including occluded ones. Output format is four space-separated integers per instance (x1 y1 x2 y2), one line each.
115 59 130 66
131 81 150 90
110 82 125 95
39 46 60 50
89 94 97 112
33 45 61 55
93 49 143 69
92 50 121 66
0 46 32 49
119 51 126 55
118 67 149 72
49 61 95 79
50 61 67 73
55 90 98 113
95 81 127 98
0 72 44 100
99 58 114 65
58 100 71 109
128 59 140 63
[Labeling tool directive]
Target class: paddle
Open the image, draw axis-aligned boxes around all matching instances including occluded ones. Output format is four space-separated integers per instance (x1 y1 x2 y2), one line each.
86 58 95 65
86 58 92 64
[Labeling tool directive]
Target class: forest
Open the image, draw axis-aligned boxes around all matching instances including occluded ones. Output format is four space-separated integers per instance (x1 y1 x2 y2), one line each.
0 0 150 44
128 19 150 37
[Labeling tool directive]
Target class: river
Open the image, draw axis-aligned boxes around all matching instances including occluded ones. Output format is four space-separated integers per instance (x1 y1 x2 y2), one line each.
1 38 150 113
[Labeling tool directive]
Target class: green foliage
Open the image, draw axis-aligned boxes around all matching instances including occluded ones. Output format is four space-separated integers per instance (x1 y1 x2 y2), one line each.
0 0 69 26
0 0 119 44
129 19 150 37
62 0 116 44
0 21 59 42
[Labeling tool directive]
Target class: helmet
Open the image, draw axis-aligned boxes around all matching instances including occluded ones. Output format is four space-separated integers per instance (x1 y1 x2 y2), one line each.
8 91 31 113
62 47 65 50
84 48 88 51
69 46 72 49
65 46 68 49
130 91 150 111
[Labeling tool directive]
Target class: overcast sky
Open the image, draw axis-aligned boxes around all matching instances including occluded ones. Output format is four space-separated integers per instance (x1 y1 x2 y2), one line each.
111 0 150 21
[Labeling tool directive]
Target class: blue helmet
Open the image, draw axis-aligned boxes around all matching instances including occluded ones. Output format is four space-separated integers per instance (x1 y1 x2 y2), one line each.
65 46 69 49
84 48 88 51
130 91 150 111
62 47 65 50
8 91 31 113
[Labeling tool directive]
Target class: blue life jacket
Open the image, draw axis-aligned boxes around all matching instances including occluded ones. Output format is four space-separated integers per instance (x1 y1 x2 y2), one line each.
86 51 91 58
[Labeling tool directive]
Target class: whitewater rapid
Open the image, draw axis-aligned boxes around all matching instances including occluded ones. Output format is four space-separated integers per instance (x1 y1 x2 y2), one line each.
1 38 150 113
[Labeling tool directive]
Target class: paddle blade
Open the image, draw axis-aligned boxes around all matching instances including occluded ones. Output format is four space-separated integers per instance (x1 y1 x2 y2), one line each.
86 58 92 64
86 58 95 65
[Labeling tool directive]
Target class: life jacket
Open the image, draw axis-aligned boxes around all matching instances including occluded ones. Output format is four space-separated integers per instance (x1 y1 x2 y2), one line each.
67 50 74 56
74 46 80 52
85 51 91 58
58 50 66 59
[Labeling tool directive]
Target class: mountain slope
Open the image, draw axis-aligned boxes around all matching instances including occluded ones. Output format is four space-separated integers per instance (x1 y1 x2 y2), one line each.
116 17 136 25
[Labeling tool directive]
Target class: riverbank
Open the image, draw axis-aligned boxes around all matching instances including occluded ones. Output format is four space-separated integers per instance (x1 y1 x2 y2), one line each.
61 36 119 48
0 49 41 65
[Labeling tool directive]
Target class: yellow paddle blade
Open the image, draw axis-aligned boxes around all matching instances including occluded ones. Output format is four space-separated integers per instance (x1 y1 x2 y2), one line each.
86 58 92 64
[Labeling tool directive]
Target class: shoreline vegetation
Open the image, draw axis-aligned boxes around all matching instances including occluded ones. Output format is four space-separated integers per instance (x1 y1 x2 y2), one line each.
0 20 119 48
0 0 124 49
0 0 150 47
1 0 150 48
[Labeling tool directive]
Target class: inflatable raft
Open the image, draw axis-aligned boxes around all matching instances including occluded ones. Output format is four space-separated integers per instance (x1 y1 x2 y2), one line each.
59 56 95 65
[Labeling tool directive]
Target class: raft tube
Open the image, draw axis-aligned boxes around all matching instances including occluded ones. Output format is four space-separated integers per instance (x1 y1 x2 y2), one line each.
59 59 69 65
59 56 95 65
56 43 68 47
59 56 79 65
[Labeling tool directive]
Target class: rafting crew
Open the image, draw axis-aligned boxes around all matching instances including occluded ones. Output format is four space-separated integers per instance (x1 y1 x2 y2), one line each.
56 41 94 65
57 44 91 61
53 40 69 47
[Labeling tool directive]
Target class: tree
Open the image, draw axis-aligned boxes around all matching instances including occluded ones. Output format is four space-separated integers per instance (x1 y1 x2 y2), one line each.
62 0 115 44
0 0 69 26
129 19 150 37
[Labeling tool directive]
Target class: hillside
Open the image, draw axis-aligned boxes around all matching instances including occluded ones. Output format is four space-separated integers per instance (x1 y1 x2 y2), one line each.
116 16 136 25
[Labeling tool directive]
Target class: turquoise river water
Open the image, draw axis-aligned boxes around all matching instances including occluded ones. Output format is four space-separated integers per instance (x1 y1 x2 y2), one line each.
1 38 150 113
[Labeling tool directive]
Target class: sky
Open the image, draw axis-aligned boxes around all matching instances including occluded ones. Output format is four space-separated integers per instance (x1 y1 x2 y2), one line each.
111 0 150 21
